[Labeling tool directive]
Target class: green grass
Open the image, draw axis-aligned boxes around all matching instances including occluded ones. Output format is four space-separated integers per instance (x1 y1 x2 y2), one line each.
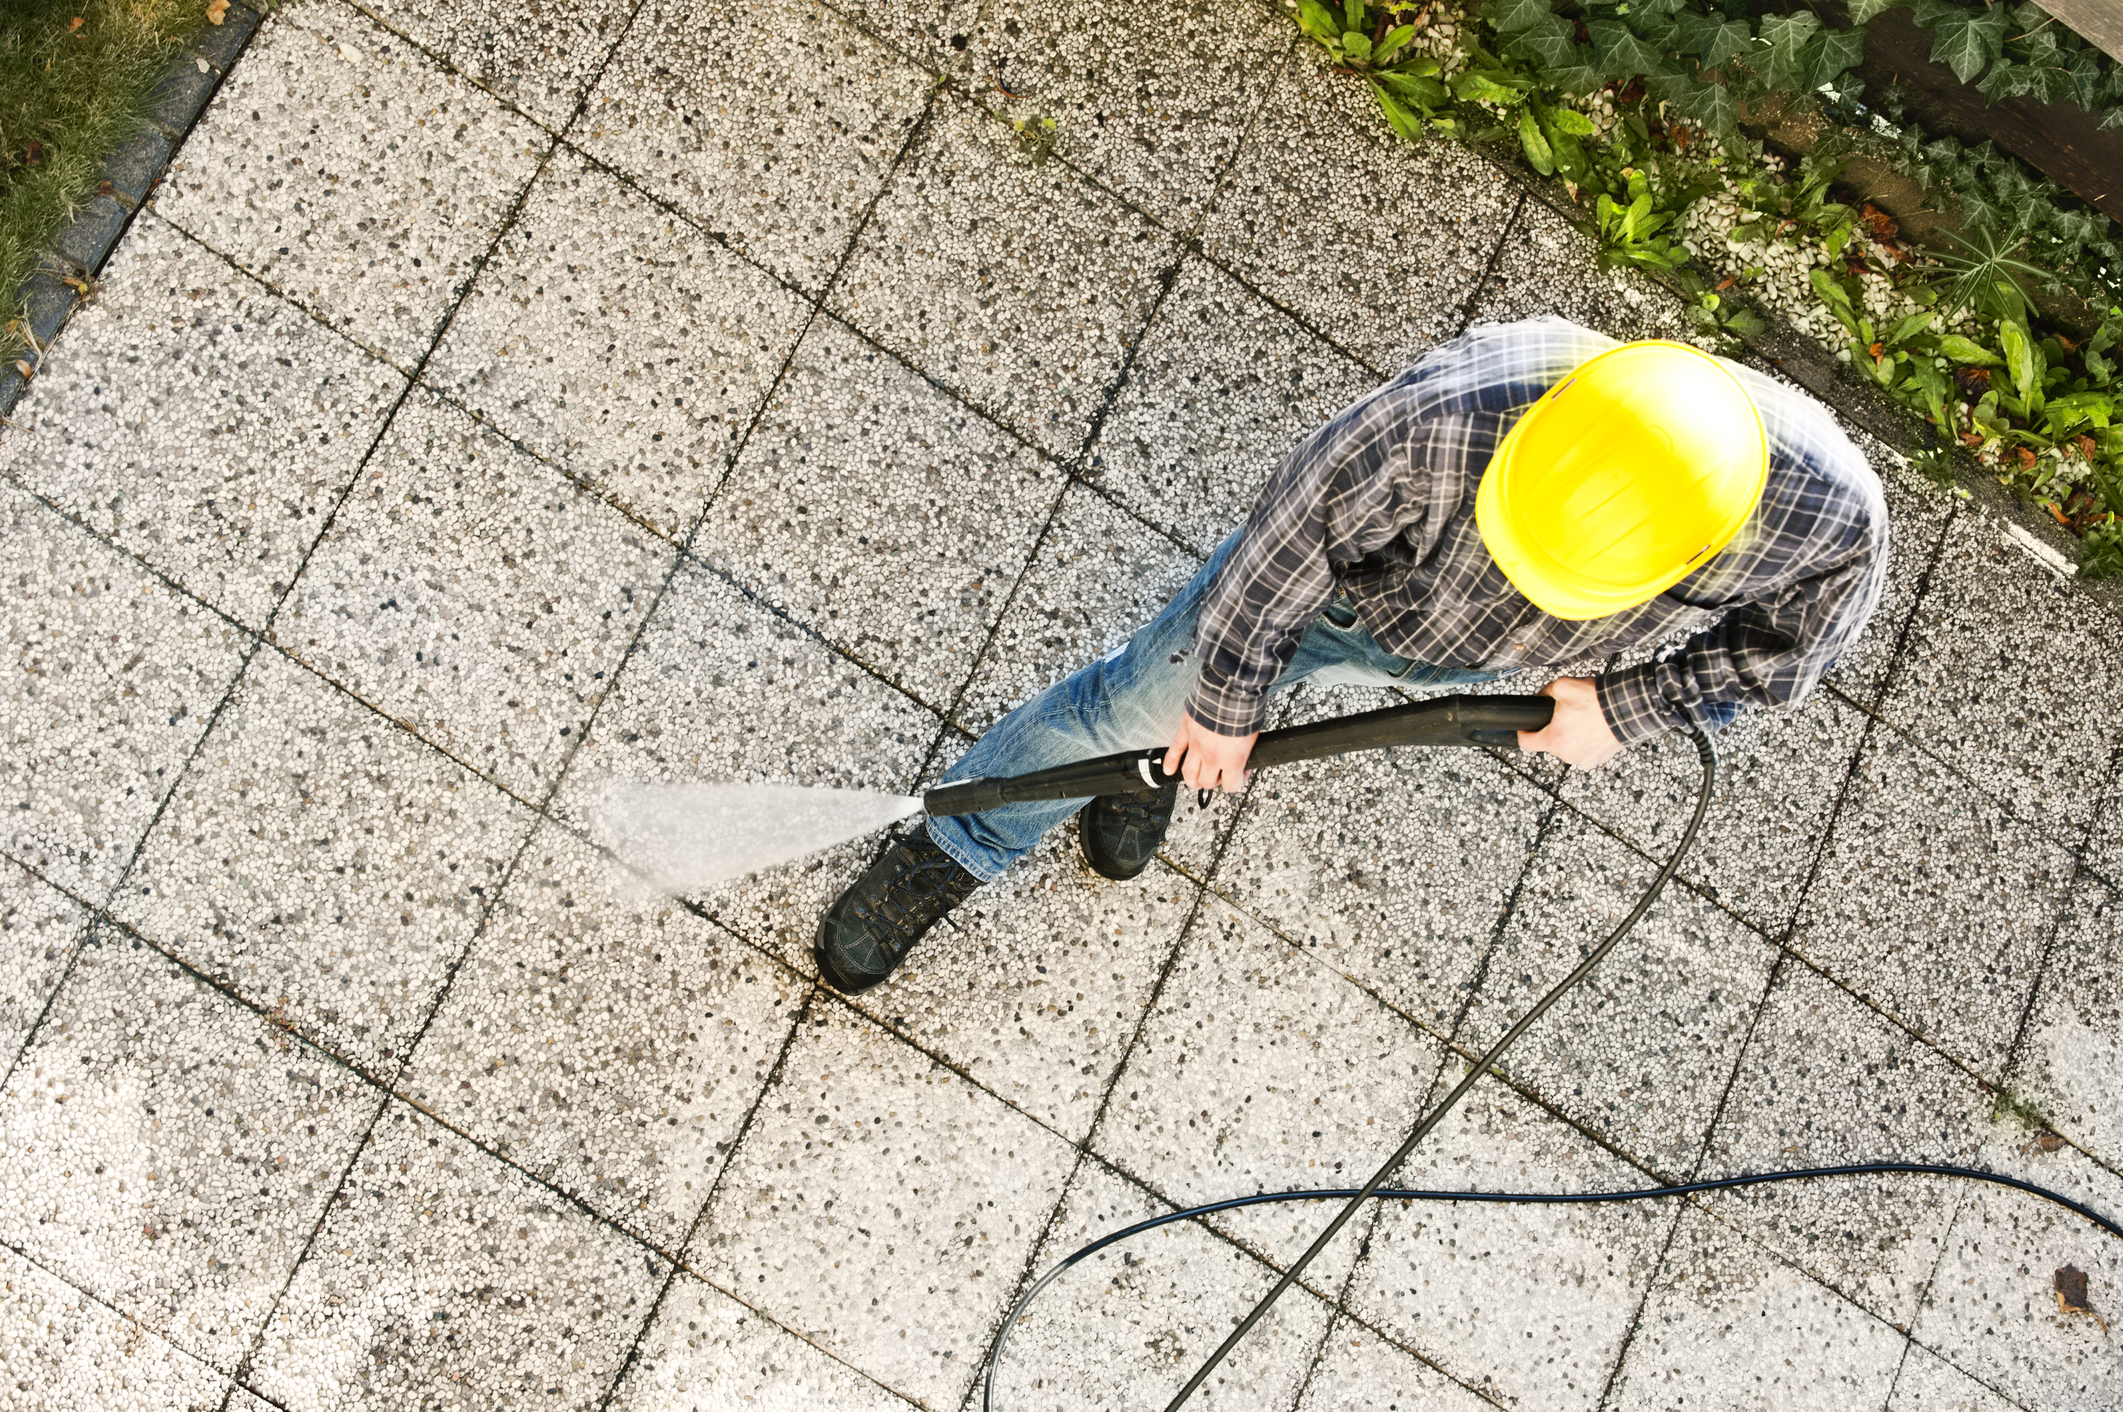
2 0 216 366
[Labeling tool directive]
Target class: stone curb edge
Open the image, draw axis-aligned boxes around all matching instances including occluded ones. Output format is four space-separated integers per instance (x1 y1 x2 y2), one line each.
0 0 269 418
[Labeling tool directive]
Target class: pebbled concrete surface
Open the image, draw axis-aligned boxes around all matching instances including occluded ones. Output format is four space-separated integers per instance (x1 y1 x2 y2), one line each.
0 0 2117 1406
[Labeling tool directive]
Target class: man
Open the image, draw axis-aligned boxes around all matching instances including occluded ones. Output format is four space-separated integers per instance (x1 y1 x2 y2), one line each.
814 316 1887 995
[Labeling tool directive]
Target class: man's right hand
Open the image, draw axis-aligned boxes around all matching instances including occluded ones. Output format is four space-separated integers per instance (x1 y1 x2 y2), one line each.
1161 712 1258 795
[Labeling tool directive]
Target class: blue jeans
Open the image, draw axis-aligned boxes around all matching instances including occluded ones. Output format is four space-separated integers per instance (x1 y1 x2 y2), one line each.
928 532 1505 882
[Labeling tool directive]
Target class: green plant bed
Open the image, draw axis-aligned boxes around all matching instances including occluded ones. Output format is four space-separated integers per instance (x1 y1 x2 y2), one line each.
1285 0 2123 576
1 0 219 366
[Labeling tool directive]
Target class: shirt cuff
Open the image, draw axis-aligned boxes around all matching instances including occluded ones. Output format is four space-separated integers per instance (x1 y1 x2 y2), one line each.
1184 674 1271 738
1594 665 1679 748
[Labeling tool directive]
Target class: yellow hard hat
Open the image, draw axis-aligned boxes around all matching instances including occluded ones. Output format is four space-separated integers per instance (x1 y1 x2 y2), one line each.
1475 341 1768 621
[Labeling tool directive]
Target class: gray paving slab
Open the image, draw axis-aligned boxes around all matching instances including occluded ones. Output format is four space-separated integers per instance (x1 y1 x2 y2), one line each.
1605 1205 1906 1412
153 0 548 367
961 0 1292 233
0 1244 228 1412
1460 809 1779 1178
1196 55 1516 372
2084 784 2123 886
1212 738 1551 1036
695 315 1064 709
830 102 1180 459
1461 195 1693 344
1889 1342 2021 1412
1294 1322 1494 1412
2 483 253 902
1877 503 2123 841
1093 893 1453 1291
0 858 89 1072
549 557 938 972
607 1269 912 1410
399 820 805 1248
422 147 814 541
825 0 982 73
277 386 676 799
844 834 1195 1145
688 1000 1076 1409
1556 686 1867 941
113 648 539 1072
0 215 405 629
1821 440 1956 708
2011 875 2122 1165
245 1100 664 1409
1909 1138 2123 1409
576 0 931 293
1342 1073 1675 1412
347 0 635 129
0 937 373 1371
1694 963 1996 1328
954 481 1202 736
1792 728 2076 1081
989 1156 1338 1412
1082 257 1378 557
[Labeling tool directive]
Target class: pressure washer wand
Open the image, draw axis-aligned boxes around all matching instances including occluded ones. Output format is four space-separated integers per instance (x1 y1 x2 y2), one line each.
921 693 1556 818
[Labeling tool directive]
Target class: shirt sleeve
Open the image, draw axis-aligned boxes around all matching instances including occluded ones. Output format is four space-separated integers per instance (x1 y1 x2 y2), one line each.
1183 400 1447 736
1594 549 1886 744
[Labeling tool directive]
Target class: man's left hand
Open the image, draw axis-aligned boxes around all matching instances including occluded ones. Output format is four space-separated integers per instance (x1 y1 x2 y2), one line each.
1518 676 1623 770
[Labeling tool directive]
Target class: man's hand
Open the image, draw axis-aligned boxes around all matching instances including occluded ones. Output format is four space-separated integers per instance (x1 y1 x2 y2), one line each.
1162 713 1258 795
1518 676 1623 770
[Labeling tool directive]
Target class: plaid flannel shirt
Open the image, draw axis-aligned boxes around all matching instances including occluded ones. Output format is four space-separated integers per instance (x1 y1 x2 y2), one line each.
1186 317 1889 745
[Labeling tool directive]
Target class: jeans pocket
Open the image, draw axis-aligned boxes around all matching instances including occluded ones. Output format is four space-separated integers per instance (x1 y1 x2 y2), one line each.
1323 599 1360 631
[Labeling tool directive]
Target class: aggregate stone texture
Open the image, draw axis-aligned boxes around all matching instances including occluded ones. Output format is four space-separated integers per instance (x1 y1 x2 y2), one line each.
0 215 405 628
0 858 89 1071
400 821 806 1246
1606 1206 1906 1412
114 648 540 1072
1096 895 1453 1289
1083 257 1379 556
826 0 985 73
0 1245 228 1412
2 484 253 901
347 0 636 129
153 0 549 367
245 1102 664 1410
696 315 1064 708
1908 1141 2123 1409
549 557 939 970
0 940 373 1371
277 387 676 798
1459 810 1779 1178
1556 686 1867 938
846 834 1195 1144
1888 1342 2022 1412
1694 964 1995 1327
2011 875 2123 1158
953 480 1203 735
1463 195 1693 344
1820 439 1956 707
1294 1326 1495 1412
1878 506 2123 839
963 0 1293 232
831 102 1180 458
689 1001 1078 1409
422 148 813 540
605 1270 909 1411
1213 741 1551 1035
988 1158 1338 1411
1197 55 1516 372
1343 1074 1675 1412
577 0 931 292
1792 729 2076 1080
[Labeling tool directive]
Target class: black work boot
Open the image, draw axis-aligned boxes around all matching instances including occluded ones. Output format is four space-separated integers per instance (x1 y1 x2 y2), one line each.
1079 775 1181 881
815 830 981 994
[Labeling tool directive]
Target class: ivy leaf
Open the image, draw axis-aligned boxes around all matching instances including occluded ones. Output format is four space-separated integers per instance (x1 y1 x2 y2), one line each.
1686 79 1742 140
1485 0 1556 36
1587 17 1673 79
1519 110 1556 174
1802 27 1866 91
1977 59 2037 101
2102 106 2123 130
1544 50 1605 93
1844 0 1903 22
1758 11 1822 91
1681 14 1753 69
1506 20 1581 70
1925 4 2010 84
1958 187 2005 230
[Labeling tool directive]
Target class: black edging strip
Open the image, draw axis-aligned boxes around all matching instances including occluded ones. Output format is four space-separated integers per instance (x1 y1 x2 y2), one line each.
0 0 269 418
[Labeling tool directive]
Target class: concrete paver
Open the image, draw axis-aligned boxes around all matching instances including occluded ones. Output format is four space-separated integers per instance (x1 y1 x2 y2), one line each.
0 1243 228 1412
347 0 636 130
0 857 85 1072
2011 875 2122 1161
